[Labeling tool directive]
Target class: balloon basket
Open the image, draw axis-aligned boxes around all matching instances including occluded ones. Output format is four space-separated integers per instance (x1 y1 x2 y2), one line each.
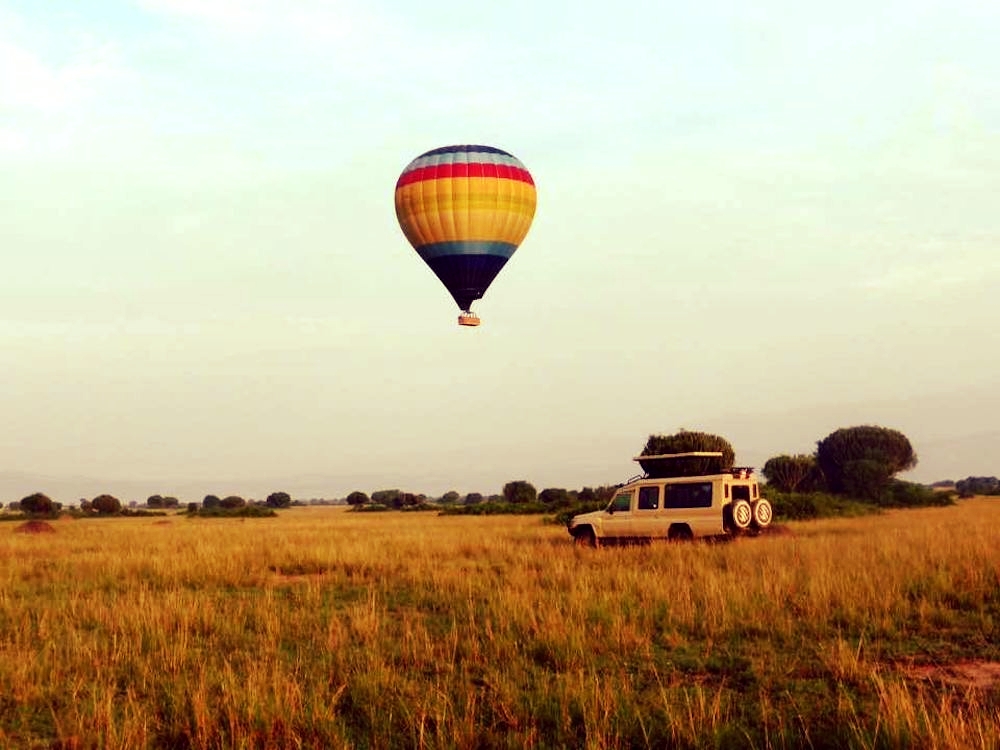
458 312 481 327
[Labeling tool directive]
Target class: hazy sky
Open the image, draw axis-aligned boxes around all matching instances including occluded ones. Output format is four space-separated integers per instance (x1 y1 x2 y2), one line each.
2 0 998 501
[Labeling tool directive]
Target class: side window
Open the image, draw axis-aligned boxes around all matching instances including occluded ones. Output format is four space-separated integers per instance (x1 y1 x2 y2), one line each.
664 482 714 509
609 492 632 512
638 486 660 510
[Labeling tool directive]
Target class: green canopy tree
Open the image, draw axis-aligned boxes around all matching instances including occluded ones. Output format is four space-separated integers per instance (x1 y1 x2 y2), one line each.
20 492 55 515
762 454 823 492
639 430 735 478
91 494 122 515
502 481 537 504
816 426 917 500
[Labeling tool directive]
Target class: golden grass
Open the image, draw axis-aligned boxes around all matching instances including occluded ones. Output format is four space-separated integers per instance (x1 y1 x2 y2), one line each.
2 500 999 748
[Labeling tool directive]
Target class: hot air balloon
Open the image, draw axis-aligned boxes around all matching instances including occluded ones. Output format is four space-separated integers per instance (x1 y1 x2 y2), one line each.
394 145 537 326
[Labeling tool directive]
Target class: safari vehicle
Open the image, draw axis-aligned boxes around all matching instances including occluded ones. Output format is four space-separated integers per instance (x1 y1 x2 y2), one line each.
568 452 772 546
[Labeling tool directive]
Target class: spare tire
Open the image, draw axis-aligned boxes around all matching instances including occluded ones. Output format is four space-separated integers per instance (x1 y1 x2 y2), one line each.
752 498 773 529
730 499 753 531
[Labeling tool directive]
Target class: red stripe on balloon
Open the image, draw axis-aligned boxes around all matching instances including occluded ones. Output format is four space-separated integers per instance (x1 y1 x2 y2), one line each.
396 163 535 189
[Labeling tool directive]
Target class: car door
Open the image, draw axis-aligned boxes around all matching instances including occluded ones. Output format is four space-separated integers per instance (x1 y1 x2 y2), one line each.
602 490 634 541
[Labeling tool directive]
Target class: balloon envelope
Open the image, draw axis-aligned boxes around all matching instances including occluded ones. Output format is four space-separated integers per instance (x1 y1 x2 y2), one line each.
395 145 536 314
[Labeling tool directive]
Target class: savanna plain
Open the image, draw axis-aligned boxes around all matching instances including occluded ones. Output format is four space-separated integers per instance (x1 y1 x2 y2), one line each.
3 501 1000 749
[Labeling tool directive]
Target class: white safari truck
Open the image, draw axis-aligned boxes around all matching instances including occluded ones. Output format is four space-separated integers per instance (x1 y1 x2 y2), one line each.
569 452 773 546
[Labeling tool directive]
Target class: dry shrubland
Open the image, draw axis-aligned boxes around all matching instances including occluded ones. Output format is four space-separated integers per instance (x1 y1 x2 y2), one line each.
2 501 999 748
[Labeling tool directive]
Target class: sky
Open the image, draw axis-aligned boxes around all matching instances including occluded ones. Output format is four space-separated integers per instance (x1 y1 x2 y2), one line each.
1 0 998 502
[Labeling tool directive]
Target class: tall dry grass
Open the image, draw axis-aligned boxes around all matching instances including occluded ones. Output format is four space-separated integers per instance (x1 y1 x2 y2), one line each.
1 501 999 748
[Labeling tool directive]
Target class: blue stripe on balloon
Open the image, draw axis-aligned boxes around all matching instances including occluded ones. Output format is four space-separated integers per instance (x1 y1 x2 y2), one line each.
420 144 512 158
416 241 517 261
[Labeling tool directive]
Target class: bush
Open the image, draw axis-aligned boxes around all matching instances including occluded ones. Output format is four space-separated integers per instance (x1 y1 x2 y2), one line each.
502 481 537 504
762 490 881 520
91 494 122 515
877 480 955 508
190 505 276 518
816 426 917 498
639 431 735 477
20 493 55 515
955 476 1000 498
440 501 549 516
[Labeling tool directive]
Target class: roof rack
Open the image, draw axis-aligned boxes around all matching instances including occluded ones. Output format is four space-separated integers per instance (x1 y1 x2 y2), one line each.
632 451 724 461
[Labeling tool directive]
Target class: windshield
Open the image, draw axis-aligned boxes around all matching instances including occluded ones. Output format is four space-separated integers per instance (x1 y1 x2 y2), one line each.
608 492 632 512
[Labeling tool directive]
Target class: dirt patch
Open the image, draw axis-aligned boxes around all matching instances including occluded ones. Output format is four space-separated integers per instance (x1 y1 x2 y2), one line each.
761 524 793 537
153 520 172 526
906 661 1000 690
14 520 56 534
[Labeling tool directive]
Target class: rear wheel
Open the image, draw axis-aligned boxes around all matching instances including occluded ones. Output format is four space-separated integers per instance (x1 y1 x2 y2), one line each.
668 524 694 542
751 498 773 530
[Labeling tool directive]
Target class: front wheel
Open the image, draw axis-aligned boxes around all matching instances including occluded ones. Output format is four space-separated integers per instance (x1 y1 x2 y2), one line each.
573 527 597 548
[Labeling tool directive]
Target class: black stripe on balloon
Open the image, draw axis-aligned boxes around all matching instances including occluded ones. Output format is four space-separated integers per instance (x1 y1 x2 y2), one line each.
423 254 511 312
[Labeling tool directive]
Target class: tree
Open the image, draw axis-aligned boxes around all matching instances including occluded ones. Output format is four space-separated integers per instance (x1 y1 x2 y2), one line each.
266 491 292 508
955 476 1000 498
502 480 537 504
464 492 484 505
345 491 369 506
639 430 735 477
20 492 55 515
371 489 400 506
221 495 246 509
539 487 572 507
439 490 461 504
762 454 822 493
91 494 122 515
147 495 165 508
203 495 221 509
816 425 918 500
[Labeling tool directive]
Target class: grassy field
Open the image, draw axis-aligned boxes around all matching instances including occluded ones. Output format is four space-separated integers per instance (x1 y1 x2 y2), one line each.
2 500 999 749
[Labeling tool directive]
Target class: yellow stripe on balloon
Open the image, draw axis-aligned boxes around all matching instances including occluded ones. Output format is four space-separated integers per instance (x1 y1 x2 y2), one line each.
395 178 536 246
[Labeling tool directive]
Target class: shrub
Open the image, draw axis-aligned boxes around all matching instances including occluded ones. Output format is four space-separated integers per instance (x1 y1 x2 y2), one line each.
639 431 735 478
955 476 1000 498
815 425 917 499
20 493 55 515
91 494 122 515
877 480 954 508
503 481 537 504
762 490 881 520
